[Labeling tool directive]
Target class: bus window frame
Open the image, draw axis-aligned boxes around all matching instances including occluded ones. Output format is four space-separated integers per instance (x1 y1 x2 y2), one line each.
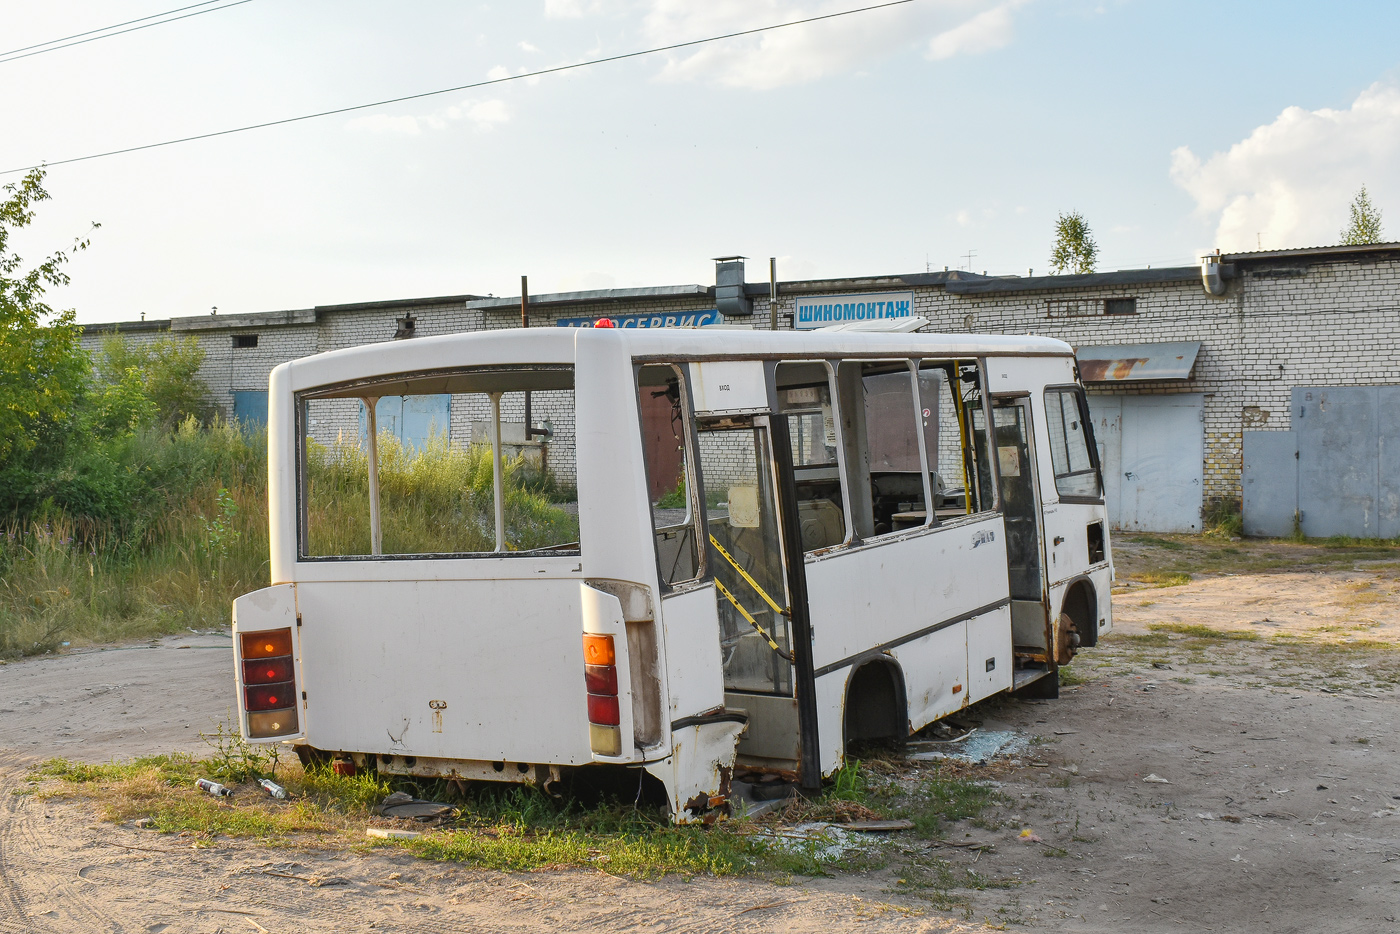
774 359 856 552
634 361 709 593
1041 382 1105 506
293 364 580 563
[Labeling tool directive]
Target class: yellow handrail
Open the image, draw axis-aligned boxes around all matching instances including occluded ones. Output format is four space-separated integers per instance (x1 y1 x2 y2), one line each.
713 578 794 662
708 534 788 619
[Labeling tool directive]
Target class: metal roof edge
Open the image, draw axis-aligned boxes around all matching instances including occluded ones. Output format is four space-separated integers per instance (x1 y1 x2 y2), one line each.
1220 242 1400 263
173 308 319 331
946 266 1199 294
469 284 714 310
79 319 173 335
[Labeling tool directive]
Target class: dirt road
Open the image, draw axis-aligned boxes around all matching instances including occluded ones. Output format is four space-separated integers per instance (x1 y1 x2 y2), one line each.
1 545 1397 932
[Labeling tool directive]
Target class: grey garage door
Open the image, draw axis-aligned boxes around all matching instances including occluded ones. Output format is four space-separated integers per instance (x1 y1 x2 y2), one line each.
1243 386 1400 538
1088 393 1204 533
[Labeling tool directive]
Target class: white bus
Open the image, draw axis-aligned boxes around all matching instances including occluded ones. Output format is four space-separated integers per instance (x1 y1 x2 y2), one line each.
232 324 1112 820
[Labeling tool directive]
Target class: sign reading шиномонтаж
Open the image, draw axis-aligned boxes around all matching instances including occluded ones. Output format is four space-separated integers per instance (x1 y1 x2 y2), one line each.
793 291 914 330
556 310 720 328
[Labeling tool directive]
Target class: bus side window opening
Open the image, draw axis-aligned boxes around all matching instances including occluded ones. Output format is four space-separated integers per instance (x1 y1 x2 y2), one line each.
776 361 846 552
636 363 701 586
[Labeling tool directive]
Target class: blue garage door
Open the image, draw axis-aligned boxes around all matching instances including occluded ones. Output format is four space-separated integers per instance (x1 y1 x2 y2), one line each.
358 395 451 453
232 391 268 430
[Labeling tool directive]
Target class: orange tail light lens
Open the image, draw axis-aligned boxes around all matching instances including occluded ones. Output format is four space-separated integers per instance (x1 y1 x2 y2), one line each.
582 634 615 667
241 629 293 659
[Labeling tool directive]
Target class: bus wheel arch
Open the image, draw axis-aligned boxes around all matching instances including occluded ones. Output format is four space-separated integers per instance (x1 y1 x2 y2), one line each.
843 655 909 747
1058 577 1099 657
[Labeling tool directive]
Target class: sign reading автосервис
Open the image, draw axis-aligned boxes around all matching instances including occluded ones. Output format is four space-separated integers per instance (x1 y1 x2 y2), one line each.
793 291 914 330
556 310 720 328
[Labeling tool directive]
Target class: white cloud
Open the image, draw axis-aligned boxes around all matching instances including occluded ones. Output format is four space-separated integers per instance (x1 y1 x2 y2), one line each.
519 41 542 52
345 98 510 136
625 1 1029 90
927 0 1026 61
1171 82 1400 251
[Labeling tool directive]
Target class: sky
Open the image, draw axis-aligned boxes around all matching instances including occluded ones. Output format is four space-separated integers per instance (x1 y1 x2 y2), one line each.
4 0 1400 325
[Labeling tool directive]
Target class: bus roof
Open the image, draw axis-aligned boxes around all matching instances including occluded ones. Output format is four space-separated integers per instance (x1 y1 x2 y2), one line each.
279 326 1074 393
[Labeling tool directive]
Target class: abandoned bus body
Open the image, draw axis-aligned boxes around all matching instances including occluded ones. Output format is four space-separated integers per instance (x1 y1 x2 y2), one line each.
231 325 1112 820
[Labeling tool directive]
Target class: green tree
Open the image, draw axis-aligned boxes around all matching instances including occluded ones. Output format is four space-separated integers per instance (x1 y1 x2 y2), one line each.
1341 184 1384 245
1049 211 1098 275
0 169 96 466
92 334 210 432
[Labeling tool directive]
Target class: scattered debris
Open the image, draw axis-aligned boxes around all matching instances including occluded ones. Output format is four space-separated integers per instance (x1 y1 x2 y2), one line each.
133 818 154 829
1054 729 1079 735
734 900 792 916
258 778 287 800
1018 828 1042 843
1059 764 1079 775
755 823 872 861
367 827 422 840
908 730 1029 764
195 778 232 798
1152 662 1173 670
1143 774 1171 784
378 791 457 822
841 819 914 832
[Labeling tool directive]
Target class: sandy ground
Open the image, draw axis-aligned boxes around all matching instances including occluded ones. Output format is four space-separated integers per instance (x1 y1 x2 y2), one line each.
1 557 1398 933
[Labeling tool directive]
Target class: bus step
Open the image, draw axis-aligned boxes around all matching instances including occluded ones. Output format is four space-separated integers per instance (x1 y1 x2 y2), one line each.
1012 668 1052 691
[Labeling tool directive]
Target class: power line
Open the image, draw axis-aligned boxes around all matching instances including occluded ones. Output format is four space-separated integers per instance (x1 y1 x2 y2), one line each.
0 1 255 65
1 0 913 176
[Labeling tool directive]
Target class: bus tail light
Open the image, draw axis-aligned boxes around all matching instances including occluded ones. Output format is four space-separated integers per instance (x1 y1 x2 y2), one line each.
238 627 299 738
583 633 621 756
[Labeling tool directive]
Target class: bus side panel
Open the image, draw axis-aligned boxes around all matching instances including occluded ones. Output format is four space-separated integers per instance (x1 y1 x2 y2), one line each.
294 579 593 765
814 671 846 776
965 604 1014 703
890 621 968 730
658 585 726 723
804 514 1010 671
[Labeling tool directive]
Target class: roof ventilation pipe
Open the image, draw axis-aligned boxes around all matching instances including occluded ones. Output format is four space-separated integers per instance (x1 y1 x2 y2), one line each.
1201 249 1227 296
713 256 752 317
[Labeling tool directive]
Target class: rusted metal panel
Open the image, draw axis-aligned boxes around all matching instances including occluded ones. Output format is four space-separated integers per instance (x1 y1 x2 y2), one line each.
1076 342 1200 382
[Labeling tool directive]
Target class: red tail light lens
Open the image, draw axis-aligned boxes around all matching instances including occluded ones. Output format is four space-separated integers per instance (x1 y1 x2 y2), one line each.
584 664 618 695
245 681 296 712
587 693 620 726
241 629 292 659
243 657 294 685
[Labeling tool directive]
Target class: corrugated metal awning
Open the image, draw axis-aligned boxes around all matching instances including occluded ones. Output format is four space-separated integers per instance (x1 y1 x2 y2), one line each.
1075 341 1201 382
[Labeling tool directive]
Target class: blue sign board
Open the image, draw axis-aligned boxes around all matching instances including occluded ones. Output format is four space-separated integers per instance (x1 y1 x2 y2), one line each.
794 291 915 330
557 309 721 329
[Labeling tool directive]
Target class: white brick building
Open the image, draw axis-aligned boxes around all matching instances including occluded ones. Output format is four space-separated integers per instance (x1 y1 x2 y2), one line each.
81 243 1400 534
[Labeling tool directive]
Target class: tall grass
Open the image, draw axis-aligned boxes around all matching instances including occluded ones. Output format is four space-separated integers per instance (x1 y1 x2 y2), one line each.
305 434 578 556
0 419 269 657
0 422 580 658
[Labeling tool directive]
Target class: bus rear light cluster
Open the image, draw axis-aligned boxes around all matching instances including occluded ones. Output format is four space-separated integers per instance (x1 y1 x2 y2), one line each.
582 633 621 756
240 628 298 738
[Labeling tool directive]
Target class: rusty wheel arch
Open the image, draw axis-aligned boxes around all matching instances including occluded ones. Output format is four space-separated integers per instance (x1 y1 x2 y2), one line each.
1058 577 1099 648
842 655 909 748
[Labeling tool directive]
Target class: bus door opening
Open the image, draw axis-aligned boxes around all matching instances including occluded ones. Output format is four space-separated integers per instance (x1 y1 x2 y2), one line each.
976 397 1052 666
694 414 801 770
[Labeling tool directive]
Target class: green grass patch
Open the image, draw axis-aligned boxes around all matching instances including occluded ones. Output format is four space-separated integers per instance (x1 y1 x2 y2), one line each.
1149 622 1258 641
1058 664 1092 686
1127 571 1193 587
1112 632 1170 647
28 747 901 879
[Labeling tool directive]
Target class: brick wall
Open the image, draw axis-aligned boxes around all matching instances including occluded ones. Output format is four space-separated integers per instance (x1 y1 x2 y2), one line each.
79 252 1400 507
